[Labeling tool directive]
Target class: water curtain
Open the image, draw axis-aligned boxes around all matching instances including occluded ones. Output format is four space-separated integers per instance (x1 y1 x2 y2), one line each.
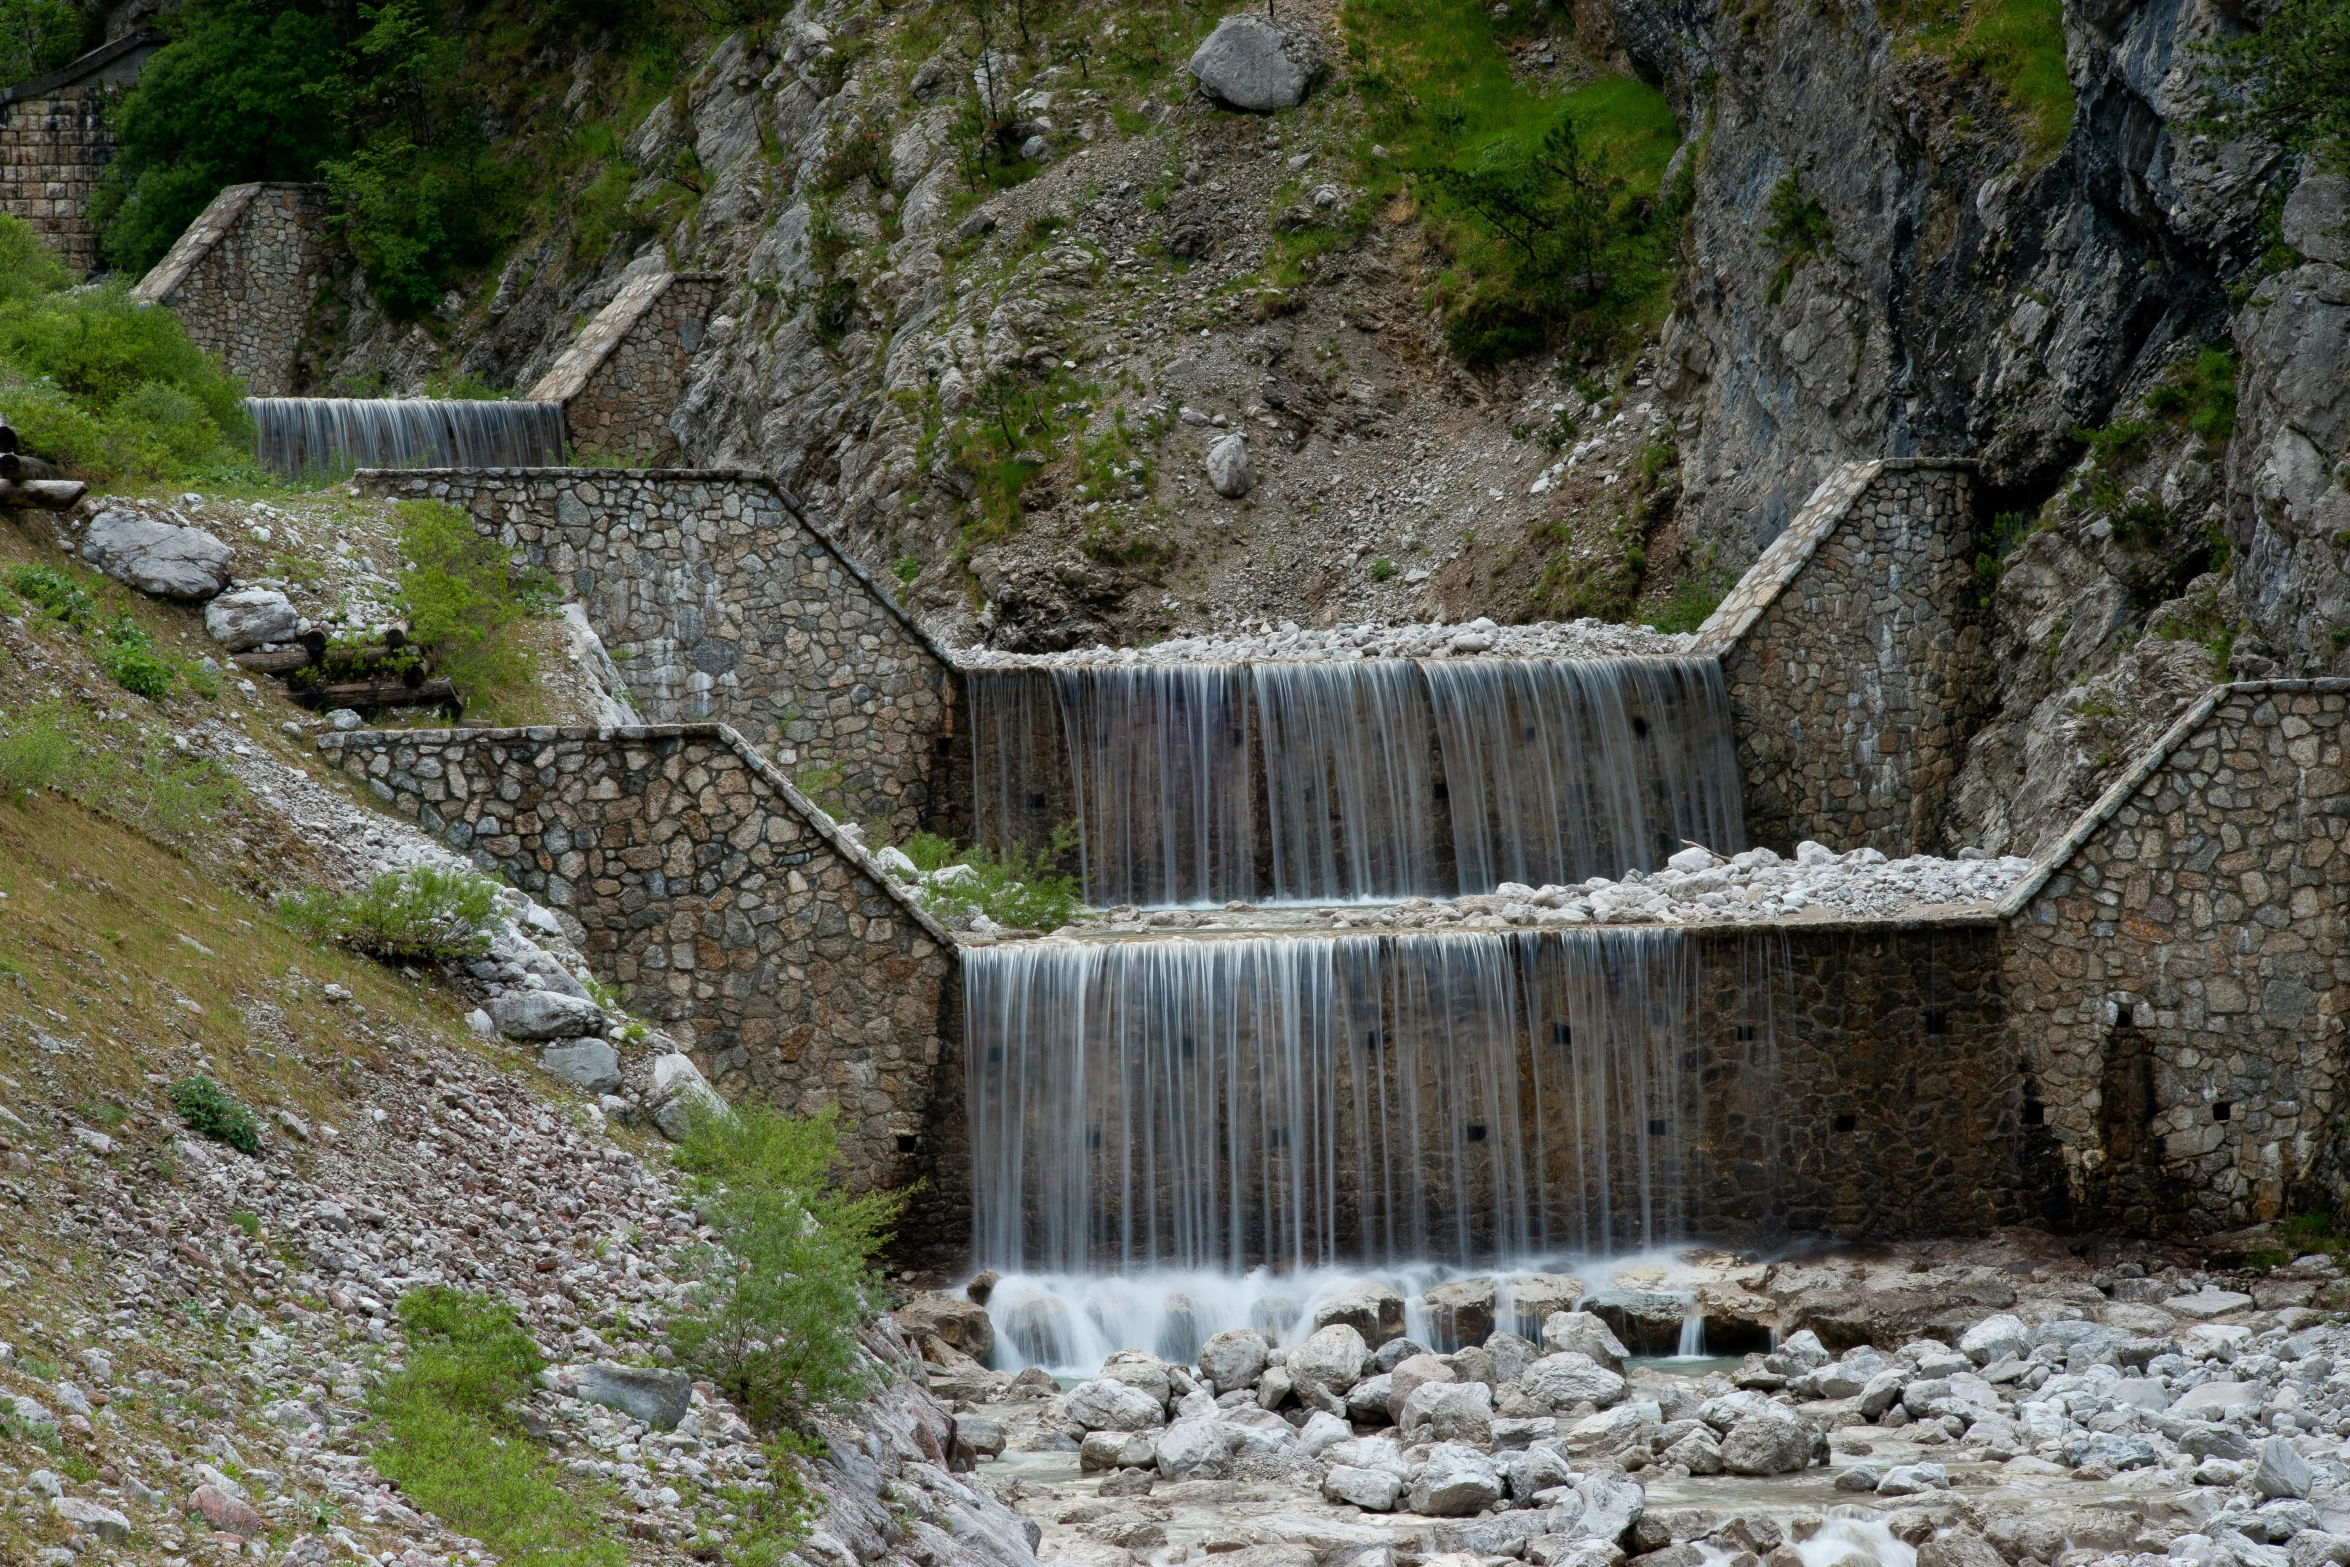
248 398 569 479
966 657 1745 906
965 928 1762 1273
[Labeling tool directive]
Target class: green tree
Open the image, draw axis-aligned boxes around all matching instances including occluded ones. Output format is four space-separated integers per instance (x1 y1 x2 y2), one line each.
93 0 347 277
2209 0 2350 161
0 0 88 90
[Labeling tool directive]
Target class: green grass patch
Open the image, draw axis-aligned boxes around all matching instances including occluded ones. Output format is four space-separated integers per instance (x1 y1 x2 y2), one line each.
0 699 240 844
395 499 556 721
169 1074 263 1154
371 1288 626 1567
897 829 1085 932
1885 0 2073 162
277 865 502 963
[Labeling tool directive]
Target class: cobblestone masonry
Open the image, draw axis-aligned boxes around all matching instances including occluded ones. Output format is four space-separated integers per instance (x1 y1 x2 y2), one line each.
131 183 328 396
354 468 959 838
313 723 962 1206
1696 460 1986 857
1998 679 2350 1236
526 272 723 464
0 34 158 273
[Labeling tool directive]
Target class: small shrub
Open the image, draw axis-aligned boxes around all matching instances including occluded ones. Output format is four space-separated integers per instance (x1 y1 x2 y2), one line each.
2203 0 2350 159
169 1075 262 1154
899 829 1085 931
395 499 553 720
669 1104 900 1439
0 702 74 795
1369 557 1396 582
6 564 95 628
371 1288 626 1567
278 865 500 962
1763 174 1833 303
98 618 178 700
2143 346 2239 442
1647 571 1730 635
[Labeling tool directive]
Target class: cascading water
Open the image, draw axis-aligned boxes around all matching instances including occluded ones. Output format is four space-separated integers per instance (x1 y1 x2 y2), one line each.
966 657 1744 906
964 928 1709 1273
247 398 568 479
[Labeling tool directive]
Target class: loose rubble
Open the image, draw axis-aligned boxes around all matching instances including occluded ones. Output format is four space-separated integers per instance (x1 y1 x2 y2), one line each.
951 617 1695 669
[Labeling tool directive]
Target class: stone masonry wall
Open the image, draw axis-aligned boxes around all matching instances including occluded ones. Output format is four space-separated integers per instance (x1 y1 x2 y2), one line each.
313 723 961 1205
131 183 328 396
0 85 111 274
526 272 723 464
1696 459 1986 857
354 468 959 839
1999 679 2350 1236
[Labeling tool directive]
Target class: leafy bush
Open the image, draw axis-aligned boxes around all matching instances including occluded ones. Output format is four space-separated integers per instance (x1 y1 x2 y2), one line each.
2143 346 2239 442
2205 0 2349 161
6 563 94 627
0 217 251 483
1762 174 1834 303
371 1288 626 1567
168 1074 262 1153
277 865 500 961
97 617 178 699
669 1103 900 1439
0 0 89 90
395 499 553 719
899 829 1084 932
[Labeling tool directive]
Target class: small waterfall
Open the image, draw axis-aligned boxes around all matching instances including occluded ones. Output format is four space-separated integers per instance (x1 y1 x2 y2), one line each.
1673 1293 1707 1358
248 398 568 479
965 657 1744 906
963 928 1734 1274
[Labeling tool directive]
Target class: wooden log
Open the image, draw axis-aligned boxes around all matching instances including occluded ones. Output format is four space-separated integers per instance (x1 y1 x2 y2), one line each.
0 453 61 481
232 648 315 675
290 678 457 711
0 476 85 509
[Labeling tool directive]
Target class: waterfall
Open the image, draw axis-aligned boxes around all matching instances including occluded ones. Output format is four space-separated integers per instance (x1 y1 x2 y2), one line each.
247 398 568 479
965 657 1744 906
963 928 1727 1274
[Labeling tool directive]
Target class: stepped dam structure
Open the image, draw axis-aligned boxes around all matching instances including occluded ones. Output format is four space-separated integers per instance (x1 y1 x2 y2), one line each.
315 459 2350 1292
247 398 569 478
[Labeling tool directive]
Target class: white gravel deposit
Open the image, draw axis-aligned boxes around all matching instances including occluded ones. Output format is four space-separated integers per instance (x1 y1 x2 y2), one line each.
953 616 1697 669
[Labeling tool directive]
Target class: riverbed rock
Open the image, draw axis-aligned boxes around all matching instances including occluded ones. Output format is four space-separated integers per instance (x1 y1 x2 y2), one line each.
1293 1322 1367 1396
1346 1371 1394 1423
1079 1429 1158 1471
1509 1444 1576 1500
1579 1289 1689 1353
1424 1279 1498 1347
2165 1288 2255 1320
204 587 300 650
1569 1469 1645 1544
2257 1435 2316 1500
1401 1378 1495 1446
1156 1417 1232 1479
1185 14 1324 112
1324 1462 1403 1511
1522 1351 1628 1412
1877 1462 1950 1496
1543 1310 1629 1370
1958 1313 2029 1365
1409 1443 1504 1516
1721 1412 1811 1475
82 509 234 600
1314 1281 1406 1345
1100 1349 1174 1408
1066 1377 1164 1432
895 1292 995 1362
1387 1353 1456 1416
1199 1328 1269 1392
1489 1329 1540 1386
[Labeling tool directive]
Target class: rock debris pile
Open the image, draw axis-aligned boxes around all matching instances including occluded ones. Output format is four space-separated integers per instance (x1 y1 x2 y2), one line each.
952 617 1695 669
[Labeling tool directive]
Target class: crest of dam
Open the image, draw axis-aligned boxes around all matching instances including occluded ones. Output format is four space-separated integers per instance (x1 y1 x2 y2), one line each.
962 927 1790 1278
963 657 1746 907
247 397 569 479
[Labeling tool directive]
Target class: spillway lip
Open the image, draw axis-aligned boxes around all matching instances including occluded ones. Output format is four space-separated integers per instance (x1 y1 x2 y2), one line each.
949 617 1698 669
972 901 2006 949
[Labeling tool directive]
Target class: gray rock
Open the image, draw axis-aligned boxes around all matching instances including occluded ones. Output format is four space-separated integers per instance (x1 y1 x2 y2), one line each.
2287 1533 2350 1567
204 588 300 651
1323 1463 1402 1511
1371 1336 1430 1374
1079 1429 1158 1470
10 1395 56 1430
2256 1435 2315 1500
1835 1464 1883 1491
2063 1432 2159 1471
1199 1327 1268 1393
52 1499 132 1543
1859 1367 1912 1419
1509 1444 1575 1500
956 1415 1006 1458
2173 1382 2262 1418
2283 173 2349 264
2164 1289 2255 1320
26 1469 63 1498
1521 1351 1627 1412
1407 1442 1503 1516
81 509 233 600
1663 1429 1724 1474
1960 1313 2029 1365
1386 1351 1456 1417
1206 433 1252 498
1156 1418 1231 1479
1543 1310 1629 1370
1577 1289 1688 1353
1721 1413 1810 1476
1400 1378 1494 1446
1314 1281 1406 1345
2180 1421 2258 1461
1293 1322 1367 1396
1100 1348 1174 1407
490 988 607 1042
1186 14 1323 112
1876 1462 1949 1496
1066 1377 1164 1432
572 1362 692 1430
326 707 363 731
647 1051 727 1141
1298 1409 1351 1455
1531 1542 1624 1567
1255 1364 1294 1409
1346 1371 1394 1423
540 1038 621 1093
1568 1469 1645 1545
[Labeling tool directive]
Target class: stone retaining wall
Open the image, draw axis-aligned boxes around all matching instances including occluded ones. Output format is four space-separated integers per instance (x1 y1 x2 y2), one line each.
1696 459 1986 857
526 271 724 465
1998 679 2350 1235
313 723 960 1201
131 183 328 396
0 33 159 273
353 468 959 838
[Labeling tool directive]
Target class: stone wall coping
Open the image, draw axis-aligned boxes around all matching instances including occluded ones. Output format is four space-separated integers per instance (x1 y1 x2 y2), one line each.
1691 457 1977 655
314 720 960 948
1995 676 2350 920
0 27 161 105
131 181 321 306
349 465 956 670
1036 910 2003 948
524 270 726 406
